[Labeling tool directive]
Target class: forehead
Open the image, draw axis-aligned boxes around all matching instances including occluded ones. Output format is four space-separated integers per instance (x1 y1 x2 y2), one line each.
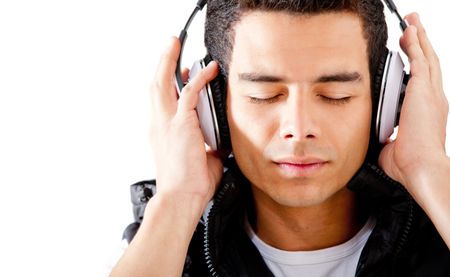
229 11 369 81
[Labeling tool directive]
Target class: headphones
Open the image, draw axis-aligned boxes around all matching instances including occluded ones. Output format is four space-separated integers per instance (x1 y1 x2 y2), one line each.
175 0 409 151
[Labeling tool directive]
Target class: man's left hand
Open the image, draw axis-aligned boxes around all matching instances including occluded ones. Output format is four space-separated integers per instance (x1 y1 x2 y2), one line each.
378 13 448 198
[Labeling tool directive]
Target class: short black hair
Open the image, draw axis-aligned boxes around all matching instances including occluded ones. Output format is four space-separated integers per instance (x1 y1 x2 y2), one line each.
205 0 387 79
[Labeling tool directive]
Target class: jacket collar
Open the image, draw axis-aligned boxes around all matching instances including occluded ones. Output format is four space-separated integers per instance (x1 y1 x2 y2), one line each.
204 159 414 276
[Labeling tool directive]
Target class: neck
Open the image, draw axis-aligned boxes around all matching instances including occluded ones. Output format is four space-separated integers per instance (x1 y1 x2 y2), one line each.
249 187 366 251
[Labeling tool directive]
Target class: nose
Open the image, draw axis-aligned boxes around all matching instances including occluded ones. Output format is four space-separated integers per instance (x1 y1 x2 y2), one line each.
279 93 320 141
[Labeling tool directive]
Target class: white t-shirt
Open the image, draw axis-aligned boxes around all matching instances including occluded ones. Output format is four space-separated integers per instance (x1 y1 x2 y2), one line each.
246 218 376 277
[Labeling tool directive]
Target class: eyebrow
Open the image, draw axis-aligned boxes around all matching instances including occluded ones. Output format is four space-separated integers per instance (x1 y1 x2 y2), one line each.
316 72 362 83
238 73 284 83
238 71 362 84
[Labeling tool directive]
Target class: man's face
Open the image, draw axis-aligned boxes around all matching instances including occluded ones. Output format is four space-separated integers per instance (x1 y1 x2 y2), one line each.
227 11 372 208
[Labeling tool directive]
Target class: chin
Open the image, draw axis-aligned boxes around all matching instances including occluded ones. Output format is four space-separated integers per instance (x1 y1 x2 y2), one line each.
273 191 331 208
259 180 337 208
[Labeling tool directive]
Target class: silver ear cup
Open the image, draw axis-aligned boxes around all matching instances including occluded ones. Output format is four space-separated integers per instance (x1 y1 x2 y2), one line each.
376 51 406 143
189 59 221 150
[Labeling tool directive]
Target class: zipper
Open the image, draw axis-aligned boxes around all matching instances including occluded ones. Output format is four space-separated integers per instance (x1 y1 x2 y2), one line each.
367 163 414 253
203 182 234 277
355 164 415 277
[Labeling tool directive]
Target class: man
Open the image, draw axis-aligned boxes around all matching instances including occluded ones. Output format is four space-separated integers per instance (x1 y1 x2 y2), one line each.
110 0 450 276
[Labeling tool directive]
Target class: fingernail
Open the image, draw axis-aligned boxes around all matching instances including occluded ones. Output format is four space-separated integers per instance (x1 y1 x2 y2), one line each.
404 18 410 27
206 60 217 69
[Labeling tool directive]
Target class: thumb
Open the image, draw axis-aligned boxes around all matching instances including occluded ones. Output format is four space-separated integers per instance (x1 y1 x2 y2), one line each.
378 142 402 183
206 151 224 194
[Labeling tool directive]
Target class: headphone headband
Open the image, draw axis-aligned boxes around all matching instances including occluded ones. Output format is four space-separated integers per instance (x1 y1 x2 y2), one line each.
382 0 408 31
175 1 207 94
175 0 407 93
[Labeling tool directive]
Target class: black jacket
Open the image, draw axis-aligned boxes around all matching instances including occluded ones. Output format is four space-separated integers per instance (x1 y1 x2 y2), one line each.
123 160 450 276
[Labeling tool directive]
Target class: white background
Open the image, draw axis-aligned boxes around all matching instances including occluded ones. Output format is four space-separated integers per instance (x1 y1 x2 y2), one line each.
0 1 448 276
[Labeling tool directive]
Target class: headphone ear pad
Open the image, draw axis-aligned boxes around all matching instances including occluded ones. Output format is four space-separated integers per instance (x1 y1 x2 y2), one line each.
367 48 389 162
373 49 389 128
203 54 231 150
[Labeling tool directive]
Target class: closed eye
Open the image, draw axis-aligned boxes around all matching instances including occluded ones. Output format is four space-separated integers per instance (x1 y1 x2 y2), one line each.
319 95 351 105
249 94 282 104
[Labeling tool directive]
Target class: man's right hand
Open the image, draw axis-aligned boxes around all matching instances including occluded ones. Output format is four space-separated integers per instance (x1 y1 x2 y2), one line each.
149 36 223 218
109 38 224 277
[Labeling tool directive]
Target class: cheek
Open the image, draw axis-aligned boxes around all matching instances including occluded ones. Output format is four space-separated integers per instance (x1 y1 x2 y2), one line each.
226 92 278 172
227 95 271 149
332 100 372 165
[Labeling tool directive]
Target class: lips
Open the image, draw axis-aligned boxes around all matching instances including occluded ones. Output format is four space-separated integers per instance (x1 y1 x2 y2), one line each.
273 157 328 177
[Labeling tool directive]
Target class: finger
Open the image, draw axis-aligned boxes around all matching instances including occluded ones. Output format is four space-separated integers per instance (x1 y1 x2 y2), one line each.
182 68 190 83
177 61 219 114
206 143 231 161
169 68 190 101
399 25 430 82
403 13 443 91
154 37 181 89
150 37 181 115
